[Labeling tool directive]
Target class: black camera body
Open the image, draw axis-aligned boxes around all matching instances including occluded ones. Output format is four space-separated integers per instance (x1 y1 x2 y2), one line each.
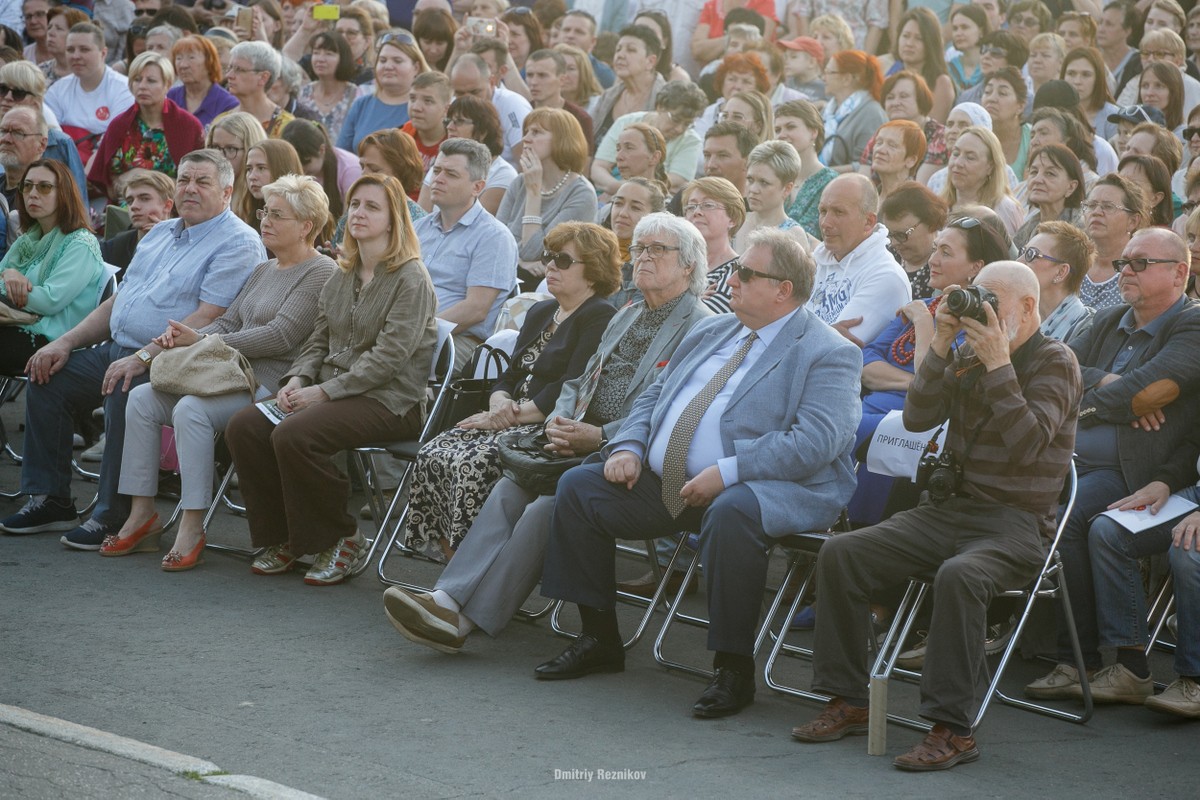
945 285 998 324
915 451 962 503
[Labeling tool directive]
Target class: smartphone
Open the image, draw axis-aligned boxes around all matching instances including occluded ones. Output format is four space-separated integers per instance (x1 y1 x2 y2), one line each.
466 16 497 37
235 6 253 31
313 3 340 20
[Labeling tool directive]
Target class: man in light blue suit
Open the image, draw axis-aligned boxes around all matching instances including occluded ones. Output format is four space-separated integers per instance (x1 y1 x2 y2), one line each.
534 227 862 719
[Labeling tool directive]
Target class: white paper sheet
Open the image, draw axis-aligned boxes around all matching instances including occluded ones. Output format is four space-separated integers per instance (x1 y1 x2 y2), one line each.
1099 494 1200 534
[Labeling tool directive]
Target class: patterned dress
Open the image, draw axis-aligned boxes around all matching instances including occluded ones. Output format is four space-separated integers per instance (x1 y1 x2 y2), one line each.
1080 272 1124 311
787 167 837 240
297 82 360 146
110 116 174 183
403 331 552 560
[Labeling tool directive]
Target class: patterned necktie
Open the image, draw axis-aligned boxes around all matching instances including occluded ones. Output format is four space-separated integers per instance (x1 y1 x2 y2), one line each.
660 332 758 518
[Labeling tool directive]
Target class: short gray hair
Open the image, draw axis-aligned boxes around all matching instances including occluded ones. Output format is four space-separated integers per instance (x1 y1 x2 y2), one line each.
230 40 281 89
4 105 46 137
438 137 492 182
146 24 183 47
632 212 708 297
262 175 331 245
656 79 707 117
276 56 306 95
180 148 235 190
452 52 491 81
746 228 815 302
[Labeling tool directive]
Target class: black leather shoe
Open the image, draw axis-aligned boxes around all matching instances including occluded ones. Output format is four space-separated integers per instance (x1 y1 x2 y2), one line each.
692 667 755 718
534 635 625 681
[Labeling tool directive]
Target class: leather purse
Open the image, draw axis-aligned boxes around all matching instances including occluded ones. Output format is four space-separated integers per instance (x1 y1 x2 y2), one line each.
441 344 511 428
497 429 584 495
0 295 39 326
150 334 257 397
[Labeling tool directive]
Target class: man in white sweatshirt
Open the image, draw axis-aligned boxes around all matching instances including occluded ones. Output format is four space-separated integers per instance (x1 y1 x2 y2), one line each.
807 174 911 347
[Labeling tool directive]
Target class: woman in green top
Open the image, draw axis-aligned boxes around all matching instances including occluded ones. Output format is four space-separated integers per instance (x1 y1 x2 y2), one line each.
0 159 104 375
774 99 836 240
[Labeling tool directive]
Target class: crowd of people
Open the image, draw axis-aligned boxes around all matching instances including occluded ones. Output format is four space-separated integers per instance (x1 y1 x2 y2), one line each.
0 0 1198 774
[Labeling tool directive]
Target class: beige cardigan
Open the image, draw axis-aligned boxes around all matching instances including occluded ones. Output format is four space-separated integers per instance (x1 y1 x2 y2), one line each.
286 257 438 416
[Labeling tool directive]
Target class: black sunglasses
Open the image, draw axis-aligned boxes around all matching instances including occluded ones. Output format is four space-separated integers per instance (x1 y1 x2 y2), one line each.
981 45 1009 58
0 84 30 102
1018 246 1069 265
541 250 584 270
1185 127 1200 140
1112 257 1178 273
734 261 787 283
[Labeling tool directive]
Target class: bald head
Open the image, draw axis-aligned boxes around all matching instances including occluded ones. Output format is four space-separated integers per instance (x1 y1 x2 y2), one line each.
1131 227 1190 268
818 173 880 261
829 173 878 215
975 260 1041 347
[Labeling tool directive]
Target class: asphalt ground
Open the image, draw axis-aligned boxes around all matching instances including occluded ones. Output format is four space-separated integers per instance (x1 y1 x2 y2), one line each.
0 390 1196 799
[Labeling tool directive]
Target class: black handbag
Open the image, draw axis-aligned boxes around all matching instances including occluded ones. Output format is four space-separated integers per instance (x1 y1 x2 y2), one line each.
497 429 584 495
440 344 511 431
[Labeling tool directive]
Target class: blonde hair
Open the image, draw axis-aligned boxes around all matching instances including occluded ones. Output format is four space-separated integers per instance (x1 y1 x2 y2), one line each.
207 111 267 217
810 15 854 57
554 43 602 104
338 174 421 272
261 174 331 246
941 126 1013 210
128 51 175 90
683 176 747 236
1029 32 1067 60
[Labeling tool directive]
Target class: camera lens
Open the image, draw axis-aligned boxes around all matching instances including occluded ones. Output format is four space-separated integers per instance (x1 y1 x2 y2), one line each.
945 287 976 319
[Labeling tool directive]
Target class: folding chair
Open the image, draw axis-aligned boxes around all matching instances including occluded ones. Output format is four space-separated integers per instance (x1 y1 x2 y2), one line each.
867 460 1092 734
0 375 27 500
363 319 456 584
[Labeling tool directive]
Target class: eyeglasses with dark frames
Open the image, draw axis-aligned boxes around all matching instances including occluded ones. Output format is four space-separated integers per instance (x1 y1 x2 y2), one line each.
1112 257 1179 273
628 243 681 260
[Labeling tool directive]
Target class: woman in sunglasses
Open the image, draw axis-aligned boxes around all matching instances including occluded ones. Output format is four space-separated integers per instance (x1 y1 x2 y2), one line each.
1013 144 1084 249
1080 174 1148 311
0 160 104 376
849 210 1010 526
336 32 428 152
1021 220 1095 343
402 222 619 562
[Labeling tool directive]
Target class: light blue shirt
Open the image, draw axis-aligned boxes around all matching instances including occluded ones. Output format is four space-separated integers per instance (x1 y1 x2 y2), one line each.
109 207 266 349
632 308 800 488
415 201 517 340
336 94 409 152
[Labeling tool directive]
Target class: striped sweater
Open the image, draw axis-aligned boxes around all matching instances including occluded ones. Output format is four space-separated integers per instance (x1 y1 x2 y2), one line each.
903 332 1082 538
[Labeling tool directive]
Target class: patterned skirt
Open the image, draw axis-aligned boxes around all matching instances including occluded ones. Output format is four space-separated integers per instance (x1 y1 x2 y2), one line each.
402 423 542 561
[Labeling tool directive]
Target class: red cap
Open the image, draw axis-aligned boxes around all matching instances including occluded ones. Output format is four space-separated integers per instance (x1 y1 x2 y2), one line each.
777 36 824 63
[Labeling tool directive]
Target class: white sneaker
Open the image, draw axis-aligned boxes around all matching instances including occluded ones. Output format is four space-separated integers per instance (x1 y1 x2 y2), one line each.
1025 664 1086 699
1089 663 1153 705
896 631 928 670
1144 677 1200 718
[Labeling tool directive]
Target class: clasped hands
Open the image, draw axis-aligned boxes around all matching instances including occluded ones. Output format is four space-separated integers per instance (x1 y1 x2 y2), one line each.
604 450 725 509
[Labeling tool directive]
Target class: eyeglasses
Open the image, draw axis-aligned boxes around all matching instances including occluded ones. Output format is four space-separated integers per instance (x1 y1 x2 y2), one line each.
256 208 297 222
1018 246 1070 265
129 24 148 38
981 45 1009 58
717 110 752 124
1112 257 1178 272
1010 14 1041 27
629 243 681 260
1141 49 1172 60
0 127 35 139
377 30 416 51
887 225 918 243
20 180 55 195
683 201 724 215
442 116 471 128
541 250 585 270
734 261 787 283
23 10 47 20
0 84 31 102
1081 200 1133 214
215 144 244 159
1185 127 1200 140
225 65 265 75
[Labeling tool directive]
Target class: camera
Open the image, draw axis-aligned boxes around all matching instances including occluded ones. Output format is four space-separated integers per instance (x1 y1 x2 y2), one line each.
944 285 998 324
915 451 961 503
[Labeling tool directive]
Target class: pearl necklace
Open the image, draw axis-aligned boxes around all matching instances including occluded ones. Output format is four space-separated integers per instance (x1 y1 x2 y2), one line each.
541 171 574 197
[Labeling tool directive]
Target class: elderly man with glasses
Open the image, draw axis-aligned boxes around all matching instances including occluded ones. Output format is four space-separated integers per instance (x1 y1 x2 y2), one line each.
1025 227 1200 704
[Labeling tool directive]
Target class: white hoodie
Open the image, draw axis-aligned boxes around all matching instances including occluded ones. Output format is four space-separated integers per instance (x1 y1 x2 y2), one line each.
806 224 911 345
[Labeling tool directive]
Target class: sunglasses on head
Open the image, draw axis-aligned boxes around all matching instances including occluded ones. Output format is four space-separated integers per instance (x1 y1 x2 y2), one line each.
0 84 30 102
541 250 584 270
377 30 416 50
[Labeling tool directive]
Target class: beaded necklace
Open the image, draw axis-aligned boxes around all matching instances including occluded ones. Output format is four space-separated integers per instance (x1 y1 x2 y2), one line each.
889 296 943 367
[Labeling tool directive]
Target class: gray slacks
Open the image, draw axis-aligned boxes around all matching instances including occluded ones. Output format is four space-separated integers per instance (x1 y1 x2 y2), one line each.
812 496 1045 729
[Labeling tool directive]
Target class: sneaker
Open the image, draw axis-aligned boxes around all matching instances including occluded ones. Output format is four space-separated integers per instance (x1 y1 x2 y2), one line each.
1144 677 1200 718
1089 663 1153 705
1025 664 1087 700
896 631 929 670
0 495 79 535
303 531 366 586
60 518 120 551
984 618 1017 656
80 434 106 463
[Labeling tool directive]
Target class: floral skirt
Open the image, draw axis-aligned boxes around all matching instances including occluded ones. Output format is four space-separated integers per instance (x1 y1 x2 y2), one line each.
402 423 541 561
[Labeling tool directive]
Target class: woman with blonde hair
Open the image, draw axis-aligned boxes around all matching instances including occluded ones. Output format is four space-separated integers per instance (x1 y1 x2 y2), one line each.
168 35 238 129
554 44 602 116
720 89 774 143
736 140 809 253
941 126 1023 235
337 31 428 151
682 175 743 313
599 122 667 204
206 111 267 223
237 139 305 230
89 51 205 201
104 175 336 571
809 15 853 64
497 108 595 288
224 174 438 586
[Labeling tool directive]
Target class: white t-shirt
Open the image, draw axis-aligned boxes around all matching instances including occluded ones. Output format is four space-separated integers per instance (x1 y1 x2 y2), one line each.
493 84 532 166
45 67 135 136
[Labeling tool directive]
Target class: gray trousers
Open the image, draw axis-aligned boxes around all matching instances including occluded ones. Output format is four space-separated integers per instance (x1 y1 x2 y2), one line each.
119 383 253 509
812 496 1045 729
435 476 552 637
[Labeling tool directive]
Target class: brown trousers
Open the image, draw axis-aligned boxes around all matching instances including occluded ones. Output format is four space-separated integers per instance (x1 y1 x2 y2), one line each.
225 395 422 555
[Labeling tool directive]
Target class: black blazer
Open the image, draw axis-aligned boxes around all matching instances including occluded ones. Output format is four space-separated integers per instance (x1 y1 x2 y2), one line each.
493 294 616 415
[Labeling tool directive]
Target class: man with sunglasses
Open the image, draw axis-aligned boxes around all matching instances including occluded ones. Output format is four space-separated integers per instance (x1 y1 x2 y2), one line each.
796 260 1081 771
415 137 517 372
1027 227 1200 705
0 64 88 208
534 229 861 720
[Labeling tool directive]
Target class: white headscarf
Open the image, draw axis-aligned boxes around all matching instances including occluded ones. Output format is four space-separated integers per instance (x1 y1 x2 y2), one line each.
953 102 992 130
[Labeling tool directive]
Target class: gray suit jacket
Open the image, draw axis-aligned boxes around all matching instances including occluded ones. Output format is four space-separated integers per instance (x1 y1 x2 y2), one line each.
608 307 862 536
551 292 712 439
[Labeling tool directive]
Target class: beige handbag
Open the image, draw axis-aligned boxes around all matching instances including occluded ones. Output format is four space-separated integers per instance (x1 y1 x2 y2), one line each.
150 334 257 397
0 296 39 326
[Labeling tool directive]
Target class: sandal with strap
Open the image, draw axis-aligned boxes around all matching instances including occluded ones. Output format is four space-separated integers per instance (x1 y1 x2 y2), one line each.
893 724 980 772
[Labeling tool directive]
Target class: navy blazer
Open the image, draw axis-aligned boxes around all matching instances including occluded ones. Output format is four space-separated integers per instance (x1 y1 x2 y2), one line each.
492 295 616 414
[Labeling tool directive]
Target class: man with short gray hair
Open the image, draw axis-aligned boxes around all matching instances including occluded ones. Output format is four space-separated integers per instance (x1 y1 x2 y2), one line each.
414 137 518 370
223 41 294 137
0 149 266 548
0 106 49 216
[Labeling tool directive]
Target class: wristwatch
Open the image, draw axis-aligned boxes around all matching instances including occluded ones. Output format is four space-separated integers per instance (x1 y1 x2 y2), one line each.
135 348 154 365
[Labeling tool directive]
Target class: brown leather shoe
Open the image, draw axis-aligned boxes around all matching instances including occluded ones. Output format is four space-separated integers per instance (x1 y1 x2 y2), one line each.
617 569 698 599
892 724 980 771
790 697 870 743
